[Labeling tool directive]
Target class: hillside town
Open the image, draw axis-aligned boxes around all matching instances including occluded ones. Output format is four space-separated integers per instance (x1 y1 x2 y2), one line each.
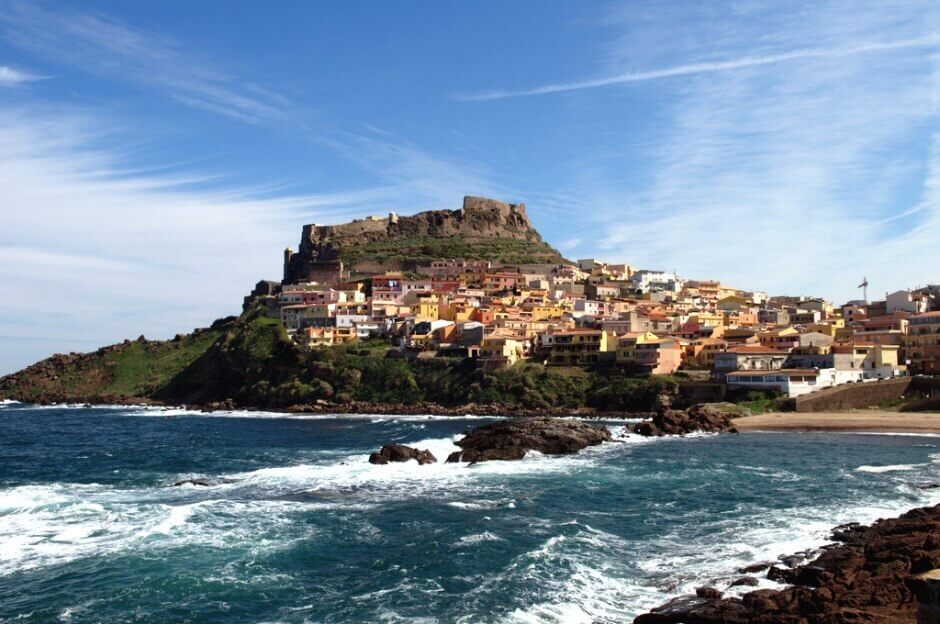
248 248 940 399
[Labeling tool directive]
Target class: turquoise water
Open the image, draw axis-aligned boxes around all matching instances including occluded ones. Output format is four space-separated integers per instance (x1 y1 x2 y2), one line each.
2 401 940 623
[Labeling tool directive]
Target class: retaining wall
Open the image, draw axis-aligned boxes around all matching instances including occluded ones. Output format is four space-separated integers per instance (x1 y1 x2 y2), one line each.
793 377 913 412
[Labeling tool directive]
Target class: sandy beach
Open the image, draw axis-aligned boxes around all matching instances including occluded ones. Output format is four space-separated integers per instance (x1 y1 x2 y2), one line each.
734 410 940 433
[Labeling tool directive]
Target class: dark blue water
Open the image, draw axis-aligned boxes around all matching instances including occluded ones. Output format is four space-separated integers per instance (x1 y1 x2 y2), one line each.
2 401 939 623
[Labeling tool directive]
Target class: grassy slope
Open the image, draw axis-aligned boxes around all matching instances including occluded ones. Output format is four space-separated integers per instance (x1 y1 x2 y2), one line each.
0 329 224 402
103 331 224 396
339 235 565 266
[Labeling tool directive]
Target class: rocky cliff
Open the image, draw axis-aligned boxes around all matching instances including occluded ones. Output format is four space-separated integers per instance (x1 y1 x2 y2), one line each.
283 195 565 282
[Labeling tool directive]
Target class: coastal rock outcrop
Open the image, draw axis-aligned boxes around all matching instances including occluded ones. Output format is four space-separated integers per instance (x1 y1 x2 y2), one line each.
445 417 611 463
632 403 743 437
634 504 940 624
368 444 437 465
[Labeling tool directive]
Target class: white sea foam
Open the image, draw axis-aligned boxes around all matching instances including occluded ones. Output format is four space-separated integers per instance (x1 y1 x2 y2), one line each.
0 481 334 576
223 433 608 501
0 425 628 576
856 463 926 473
454 531 504 547
123 406 507 422
482 479 940 622
447 500 510 510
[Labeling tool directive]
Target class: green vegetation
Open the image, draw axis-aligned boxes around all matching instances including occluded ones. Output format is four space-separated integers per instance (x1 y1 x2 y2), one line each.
0 327 225 402
104 331 223 396
731 390 783 414
2 304 685 413
338 235 564 266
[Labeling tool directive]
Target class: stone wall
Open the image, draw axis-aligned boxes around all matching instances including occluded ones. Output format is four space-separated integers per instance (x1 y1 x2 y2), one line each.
902 376 940 411
678 381 726 405
793 377 912 412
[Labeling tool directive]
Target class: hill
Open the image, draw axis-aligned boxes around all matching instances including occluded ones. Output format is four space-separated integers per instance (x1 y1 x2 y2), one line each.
0 322 230 404
283 195 566 282
0 304 681 413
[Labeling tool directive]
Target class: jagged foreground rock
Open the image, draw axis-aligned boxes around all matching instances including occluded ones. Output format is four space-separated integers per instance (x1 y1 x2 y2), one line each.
635 504 940 624
445 417 612 463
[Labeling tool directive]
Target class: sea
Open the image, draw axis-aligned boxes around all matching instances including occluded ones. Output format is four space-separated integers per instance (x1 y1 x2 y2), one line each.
2 400 940 623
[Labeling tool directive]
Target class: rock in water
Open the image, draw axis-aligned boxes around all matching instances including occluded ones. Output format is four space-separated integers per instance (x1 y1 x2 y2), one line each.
172 477 236 487
368 444 437 465
632 403 741 437
445 417 611 463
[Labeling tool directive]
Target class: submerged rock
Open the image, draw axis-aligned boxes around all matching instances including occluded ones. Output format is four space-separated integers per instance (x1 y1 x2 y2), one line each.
737 562 772 574
632 403 741 437
729 577 759 587
445 417 611 464
172 477 236 487
368 444 437 465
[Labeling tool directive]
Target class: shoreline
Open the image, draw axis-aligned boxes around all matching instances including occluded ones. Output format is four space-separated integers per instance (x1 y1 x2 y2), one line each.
734 410 940 434
9 398 940 433
0 397 647 420
635 503 940 623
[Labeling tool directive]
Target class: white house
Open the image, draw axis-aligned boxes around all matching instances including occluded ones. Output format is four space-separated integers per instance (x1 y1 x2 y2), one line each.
725 368 839 397
886 290 930 315
630 270 682 294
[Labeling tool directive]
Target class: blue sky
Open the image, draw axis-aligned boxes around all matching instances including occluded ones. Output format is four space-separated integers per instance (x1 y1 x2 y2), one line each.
1 0 939 374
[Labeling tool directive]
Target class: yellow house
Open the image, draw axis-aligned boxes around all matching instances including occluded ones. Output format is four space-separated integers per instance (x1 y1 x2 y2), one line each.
478 332 528 368
717 295 751 310
442 299 475 323
549 329 615 366
807 319 845 337
688 312 724 328
527 304 565 322
415 293 441 321
690 336 729 367
616 331 659 365
303 327 333 347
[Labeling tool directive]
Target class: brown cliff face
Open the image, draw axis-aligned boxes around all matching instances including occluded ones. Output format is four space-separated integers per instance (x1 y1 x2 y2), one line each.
283 195 565 282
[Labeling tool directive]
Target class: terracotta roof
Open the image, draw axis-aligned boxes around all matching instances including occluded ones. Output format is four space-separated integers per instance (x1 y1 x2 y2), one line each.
728 368 819 378
726 344 789 354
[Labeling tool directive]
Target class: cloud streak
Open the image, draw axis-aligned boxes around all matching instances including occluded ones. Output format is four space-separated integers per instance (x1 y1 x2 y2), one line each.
0 101 511 373
458 35 940 101
0 65 44 85
0 1 287 121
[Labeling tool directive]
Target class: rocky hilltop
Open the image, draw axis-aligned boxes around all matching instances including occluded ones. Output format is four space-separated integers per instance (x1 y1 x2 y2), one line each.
283 195 565 281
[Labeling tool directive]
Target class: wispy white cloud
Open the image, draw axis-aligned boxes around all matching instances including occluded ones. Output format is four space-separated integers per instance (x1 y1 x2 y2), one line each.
518 1 940 302
0 65 44 85
458 35 940 101
0 103 509 373
0 1 286 121
0 106 358 373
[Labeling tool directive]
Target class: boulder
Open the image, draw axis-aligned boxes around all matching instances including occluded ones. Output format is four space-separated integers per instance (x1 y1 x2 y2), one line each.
729 577 759 587
696 587 722 599
368 444 437 465
633 403 741 437
445 417 611 464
